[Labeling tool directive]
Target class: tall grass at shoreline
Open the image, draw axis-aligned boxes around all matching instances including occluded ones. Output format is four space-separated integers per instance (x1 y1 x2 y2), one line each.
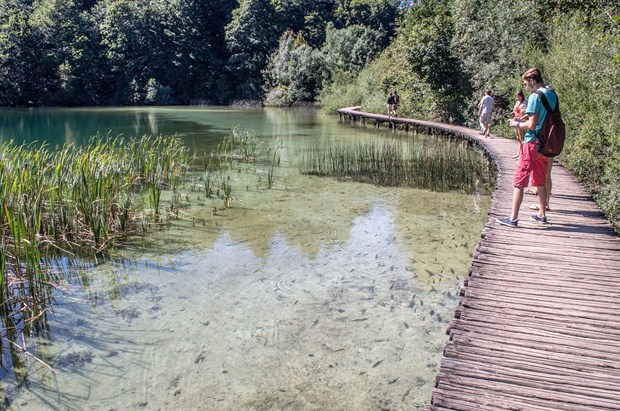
298 137 494 194
0 135 188 335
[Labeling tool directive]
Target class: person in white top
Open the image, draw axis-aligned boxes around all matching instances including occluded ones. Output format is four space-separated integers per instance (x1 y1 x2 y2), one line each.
477 88 495 137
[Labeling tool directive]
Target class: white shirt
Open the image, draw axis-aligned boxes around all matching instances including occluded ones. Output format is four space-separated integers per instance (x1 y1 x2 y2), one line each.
479 95 494 114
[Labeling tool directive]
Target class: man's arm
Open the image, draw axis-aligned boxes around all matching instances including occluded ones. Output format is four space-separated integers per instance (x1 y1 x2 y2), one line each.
511 113 538 130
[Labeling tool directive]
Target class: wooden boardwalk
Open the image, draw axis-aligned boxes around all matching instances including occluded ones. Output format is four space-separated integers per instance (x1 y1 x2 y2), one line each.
338 107 620 410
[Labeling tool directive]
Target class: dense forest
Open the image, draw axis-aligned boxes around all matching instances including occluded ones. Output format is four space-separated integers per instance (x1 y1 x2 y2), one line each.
0 0 400 105
1 0 619 229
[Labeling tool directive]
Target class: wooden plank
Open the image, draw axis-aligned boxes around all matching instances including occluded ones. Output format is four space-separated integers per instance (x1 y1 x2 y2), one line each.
456 308 620 339
477 241 620 259
436 373 620 409
460 297 620 325
465 275 620 300
430 387 528 411
471 258 620 279
478 245 620 268
448 319 620 353
435 379 619 410
483 223 620 243
469 266 620 289
440 356 620 395
447 325 620 360
475 253 620 276
429 388 554 411
462 288 620 313
423 406 454 411
446 334 620 371
442 342 620 383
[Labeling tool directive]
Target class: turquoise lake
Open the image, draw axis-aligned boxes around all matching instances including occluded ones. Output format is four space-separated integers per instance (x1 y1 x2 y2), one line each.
0 107 490 410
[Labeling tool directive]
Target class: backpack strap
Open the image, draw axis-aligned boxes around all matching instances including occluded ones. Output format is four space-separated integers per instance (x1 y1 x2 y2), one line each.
535 89 559 114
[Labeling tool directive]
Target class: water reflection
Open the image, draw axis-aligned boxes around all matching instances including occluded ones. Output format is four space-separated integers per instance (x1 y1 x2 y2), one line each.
0 107 388 151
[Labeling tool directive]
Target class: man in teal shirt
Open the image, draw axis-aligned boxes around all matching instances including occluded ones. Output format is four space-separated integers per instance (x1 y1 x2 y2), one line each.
497 68 558 227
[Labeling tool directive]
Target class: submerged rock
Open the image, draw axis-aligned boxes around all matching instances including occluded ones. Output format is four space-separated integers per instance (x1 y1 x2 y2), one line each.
58 350 94 368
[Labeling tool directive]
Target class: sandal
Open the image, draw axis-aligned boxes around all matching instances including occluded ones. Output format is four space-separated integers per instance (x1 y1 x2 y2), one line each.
529 204 550 211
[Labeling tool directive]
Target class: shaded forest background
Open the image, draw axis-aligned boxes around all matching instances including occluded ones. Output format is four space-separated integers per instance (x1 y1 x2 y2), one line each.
0 0 619 229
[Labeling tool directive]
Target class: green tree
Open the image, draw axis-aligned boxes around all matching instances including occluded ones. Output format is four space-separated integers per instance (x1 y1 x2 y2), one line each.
263 30 326 105
0 0 51 105
449 0 544 111
30 0 106 104
334 0 400 45
144 78 173 105
280 0 336 47
153 0 235 103
395 0 469 120
96 0 150 104
225 0 284 100
322 23 383 77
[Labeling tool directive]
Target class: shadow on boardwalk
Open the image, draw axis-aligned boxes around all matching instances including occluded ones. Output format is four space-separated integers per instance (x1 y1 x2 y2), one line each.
337 107 620 411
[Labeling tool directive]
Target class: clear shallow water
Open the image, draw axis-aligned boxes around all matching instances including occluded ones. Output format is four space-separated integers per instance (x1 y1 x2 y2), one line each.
0 107 490 410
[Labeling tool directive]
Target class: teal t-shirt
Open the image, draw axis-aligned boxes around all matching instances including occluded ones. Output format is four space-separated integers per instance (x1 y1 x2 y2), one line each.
524 86 558 143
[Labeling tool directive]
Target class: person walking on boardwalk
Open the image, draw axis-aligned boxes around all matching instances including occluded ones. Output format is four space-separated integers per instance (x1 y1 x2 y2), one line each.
496 68 557 227
386 92 395 117
477 88 495 137
511 90 527 159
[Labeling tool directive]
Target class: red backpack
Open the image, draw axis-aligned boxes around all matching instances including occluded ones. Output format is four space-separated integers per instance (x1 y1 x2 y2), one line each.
535 89 565 157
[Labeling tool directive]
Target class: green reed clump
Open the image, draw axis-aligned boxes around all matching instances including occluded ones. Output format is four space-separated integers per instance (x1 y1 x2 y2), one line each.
204 127 282 195
221 176 233 208
212 125 264 169
0 135 188 332
297 137 494 194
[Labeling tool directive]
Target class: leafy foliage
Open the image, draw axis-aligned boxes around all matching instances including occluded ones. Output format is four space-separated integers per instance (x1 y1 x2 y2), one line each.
0 0 52 105
534 13 620 228
279 0 336 47
263 30 326 105
322 23 384 77
225 0 284 100
333 0 400 45
0 0 399 104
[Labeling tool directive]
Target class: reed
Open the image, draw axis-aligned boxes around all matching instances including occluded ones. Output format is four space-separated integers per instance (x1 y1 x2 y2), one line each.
0 135 189 331
221 176 233 208
297 137 494 193
266 148 281 189
204 170 213 198
0 127 276 369
213 125 264 169
267 166 275 189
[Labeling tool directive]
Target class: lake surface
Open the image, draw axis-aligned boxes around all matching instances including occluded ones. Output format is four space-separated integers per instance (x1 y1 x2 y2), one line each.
0 107 491 410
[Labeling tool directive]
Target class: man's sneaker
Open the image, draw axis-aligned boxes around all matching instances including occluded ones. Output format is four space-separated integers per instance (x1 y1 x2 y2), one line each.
531 214 548 224
496 217 518 227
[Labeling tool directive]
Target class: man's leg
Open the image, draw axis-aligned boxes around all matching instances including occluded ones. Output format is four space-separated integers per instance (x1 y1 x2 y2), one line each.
546 157 553 209
535 185 547 218
510 186 524 221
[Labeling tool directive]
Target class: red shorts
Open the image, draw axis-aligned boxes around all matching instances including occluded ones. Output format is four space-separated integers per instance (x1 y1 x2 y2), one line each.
513 142 548 188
